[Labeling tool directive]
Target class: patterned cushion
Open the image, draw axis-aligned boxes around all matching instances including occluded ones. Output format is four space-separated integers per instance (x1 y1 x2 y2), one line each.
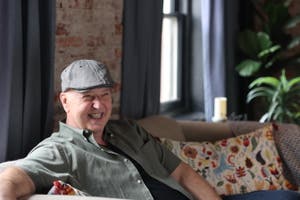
161 124 298 195
48 180 89 196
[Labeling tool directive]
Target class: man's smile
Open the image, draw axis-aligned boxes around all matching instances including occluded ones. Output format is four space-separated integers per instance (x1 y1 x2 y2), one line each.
88 112 104 119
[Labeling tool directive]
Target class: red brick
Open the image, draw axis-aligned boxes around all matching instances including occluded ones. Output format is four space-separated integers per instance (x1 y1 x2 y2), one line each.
68 0 80 8
85 36 106 47
112 82 121 93
96 36 106 46
57 1 63 8
70 52 95 59
57 36 83 47
83 0 93 9
112 0 122 10
114 48 122 59
115 23 122 35
86 36 96 47
56 23 69 36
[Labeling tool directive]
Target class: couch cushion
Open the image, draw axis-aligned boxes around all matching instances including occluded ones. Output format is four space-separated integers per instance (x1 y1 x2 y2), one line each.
229 121 300 187
48 180 89 196
161 124 297 195
272 123 300 187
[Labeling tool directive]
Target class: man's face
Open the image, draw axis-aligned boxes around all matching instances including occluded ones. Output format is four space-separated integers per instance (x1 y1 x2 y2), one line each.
60 87 113 134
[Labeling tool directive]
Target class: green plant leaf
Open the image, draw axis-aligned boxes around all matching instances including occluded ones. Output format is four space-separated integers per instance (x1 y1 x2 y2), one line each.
287 87 300 100
290 102 300 111
263 1 289 38
264 56 278 68
288 77 300 88
287 36 300 49
238 30 262 58
247 87 275 103
271 89 281 104
257 45 281 58
267 101 280 121
273 106 284 122
236 60 261 77
294 112 300 118
257 32 273 50
260 113 270 122
285 15 300 29
238 31 273 59
279 70 289 91
249 77 279 88
289 86 300 93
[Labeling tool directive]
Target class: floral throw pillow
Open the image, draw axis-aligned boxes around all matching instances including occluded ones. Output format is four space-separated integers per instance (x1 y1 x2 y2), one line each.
161 124 297 195
48 180 89 196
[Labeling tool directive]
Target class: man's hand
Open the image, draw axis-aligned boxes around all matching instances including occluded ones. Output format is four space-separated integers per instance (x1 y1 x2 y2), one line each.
0 167 35 200
171 162 221 200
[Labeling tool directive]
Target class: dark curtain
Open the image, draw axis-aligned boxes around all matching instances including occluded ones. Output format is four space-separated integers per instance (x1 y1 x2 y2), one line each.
0 0 55 162
121 0 163 119
224 1 240 119
201 0 239 121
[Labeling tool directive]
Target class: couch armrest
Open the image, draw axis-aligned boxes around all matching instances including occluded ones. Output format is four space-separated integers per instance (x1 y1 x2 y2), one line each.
137 115 268 142
227 120 268 136
178 120 234 142
178 120 269 142
137 115 185 141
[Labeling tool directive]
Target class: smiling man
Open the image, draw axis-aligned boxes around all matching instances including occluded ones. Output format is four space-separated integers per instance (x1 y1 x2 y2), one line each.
59 61 114 146
0 60 221 200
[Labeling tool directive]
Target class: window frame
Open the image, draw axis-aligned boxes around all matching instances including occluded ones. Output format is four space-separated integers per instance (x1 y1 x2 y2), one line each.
160 3 191 115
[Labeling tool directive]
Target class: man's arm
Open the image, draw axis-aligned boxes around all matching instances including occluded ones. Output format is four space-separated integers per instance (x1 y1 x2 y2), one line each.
0 166 35 200
171 162 221 200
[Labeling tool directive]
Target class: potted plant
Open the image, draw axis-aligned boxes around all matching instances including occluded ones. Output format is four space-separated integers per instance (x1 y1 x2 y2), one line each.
236 0 300 78
247 70 300 124
235 0 300 122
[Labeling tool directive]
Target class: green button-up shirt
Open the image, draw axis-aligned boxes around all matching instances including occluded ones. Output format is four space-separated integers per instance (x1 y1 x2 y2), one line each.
16 120 191 199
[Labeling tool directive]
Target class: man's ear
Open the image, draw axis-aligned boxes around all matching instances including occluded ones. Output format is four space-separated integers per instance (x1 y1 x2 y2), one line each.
60 92 69 113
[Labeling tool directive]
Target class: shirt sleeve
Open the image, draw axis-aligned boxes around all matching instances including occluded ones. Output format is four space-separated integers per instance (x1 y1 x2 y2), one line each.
15 140 71 192
154 138 182 173
133 120 182 174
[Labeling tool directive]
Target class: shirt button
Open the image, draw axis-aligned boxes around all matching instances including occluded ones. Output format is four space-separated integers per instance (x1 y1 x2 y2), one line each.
137 179 142 184
123 158 128 162
110 133 114 138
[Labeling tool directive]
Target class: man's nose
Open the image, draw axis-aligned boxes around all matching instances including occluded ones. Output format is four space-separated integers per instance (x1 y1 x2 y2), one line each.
92 98 102 109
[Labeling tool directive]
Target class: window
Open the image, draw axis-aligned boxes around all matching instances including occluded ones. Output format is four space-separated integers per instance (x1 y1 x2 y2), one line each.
160 0 189 114
160 15 181 103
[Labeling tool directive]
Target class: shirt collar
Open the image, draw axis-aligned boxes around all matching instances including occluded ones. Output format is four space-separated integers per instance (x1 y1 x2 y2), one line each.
59 121 86 135
58 121 115 152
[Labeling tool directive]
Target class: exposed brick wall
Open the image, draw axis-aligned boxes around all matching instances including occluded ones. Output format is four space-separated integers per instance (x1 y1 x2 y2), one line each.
54 0 123 125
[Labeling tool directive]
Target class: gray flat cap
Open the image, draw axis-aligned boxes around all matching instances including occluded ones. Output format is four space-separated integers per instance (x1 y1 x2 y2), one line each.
61 59 114 92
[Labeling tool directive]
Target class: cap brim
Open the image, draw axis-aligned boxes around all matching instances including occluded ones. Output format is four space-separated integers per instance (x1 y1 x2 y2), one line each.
71 84 114 93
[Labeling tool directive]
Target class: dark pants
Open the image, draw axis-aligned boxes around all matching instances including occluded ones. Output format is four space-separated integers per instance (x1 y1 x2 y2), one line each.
223 190 300 200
